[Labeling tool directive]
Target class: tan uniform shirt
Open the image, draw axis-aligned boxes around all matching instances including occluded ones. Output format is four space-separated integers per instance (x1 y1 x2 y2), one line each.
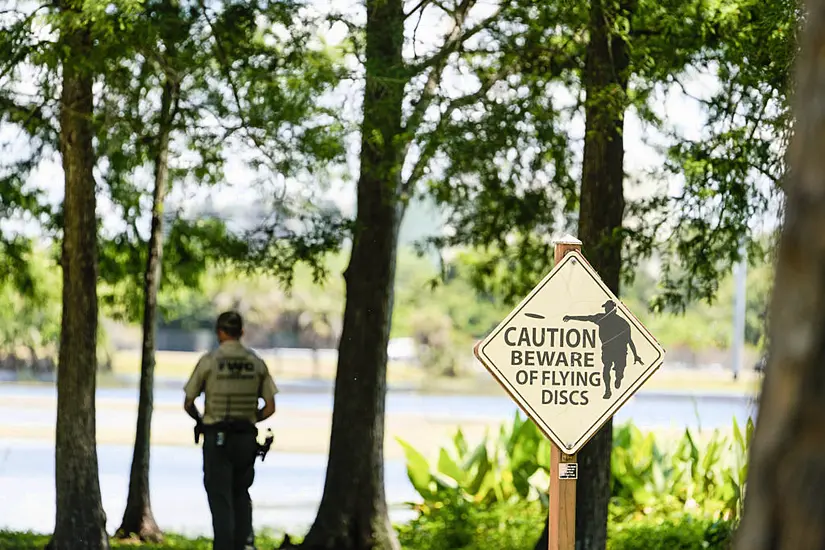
184 340 278 425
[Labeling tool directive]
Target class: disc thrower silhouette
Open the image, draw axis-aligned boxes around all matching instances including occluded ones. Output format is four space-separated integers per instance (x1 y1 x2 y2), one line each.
563 300 642 399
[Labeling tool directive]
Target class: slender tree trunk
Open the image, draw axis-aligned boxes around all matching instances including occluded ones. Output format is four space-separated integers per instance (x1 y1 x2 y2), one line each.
734 2 825 548
534 1 631 549
312 347 321 380
115 76 178 542
49 4 109 549
296 1 405 548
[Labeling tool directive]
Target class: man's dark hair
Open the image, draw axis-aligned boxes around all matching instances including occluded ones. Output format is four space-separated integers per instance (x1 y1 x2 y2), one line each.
216 311 243 338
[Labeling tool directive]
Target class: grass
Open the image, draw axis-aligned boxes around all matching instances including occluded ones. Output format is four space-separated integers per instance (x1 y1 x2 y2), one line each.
0 531 288 550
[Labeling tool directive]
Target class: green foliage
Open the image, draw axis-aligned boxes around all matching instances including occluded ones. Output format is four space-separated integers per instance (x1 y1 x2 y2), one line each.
397 499 544 550
397 500 735 550
429 243 773 354
607 517 734 550
149 246 508 349
407 308 461 376
393 250 506 340
395 415 746 550
397 412 551 510
418 0 794 316
393 249 507 375
0 244 61 357
610 418 753 523
0 531 285 550
0 238 774 358
0 239 39 298
623 256 774 351
2 0 350 327
635 0 796 312
98 217 251 323
400 414 753 528
0 519 734 550
93 0 350 320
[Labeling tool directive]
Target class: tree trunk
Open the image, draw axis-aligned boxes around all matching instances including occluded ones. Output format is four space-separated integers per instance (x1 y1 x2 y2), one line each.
734 2 825 548
296 1 405 548
312 346 320 380
115 76 178 543
534 1 631 549
49 6 109 549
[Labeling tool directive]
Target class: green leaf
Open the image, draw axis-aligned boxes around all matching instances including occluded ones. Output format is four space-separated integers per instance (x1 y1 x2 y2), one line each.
453 428 469 457
437 448 467 486
746 416 755 447
397 438 434 499
467 447 492 496
732 417 744 450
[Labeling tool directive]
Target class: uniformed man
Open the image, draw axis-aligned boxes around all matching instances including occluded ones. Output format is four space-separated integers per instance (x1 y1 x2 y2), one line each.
183 311 278 550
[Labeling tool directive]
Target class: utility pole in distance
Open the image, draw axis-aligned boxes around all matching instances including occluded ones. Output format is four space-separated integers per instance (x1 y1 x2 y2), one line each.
732 246 748 380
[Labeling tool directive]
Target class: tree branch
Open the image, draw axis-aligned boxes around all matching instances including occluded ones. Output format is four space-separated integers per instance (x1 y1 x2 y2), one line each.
196 0 288 176
327 13 366 66
401 62 517 195
404 0 432 19
405 2 501 76
401 32 580 195
0 93 57 144
403 0 476 140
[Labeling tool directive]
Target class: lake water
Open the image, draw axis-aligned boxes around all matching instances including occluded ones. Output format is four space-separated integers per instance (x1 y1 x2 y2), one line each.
0 382 757 536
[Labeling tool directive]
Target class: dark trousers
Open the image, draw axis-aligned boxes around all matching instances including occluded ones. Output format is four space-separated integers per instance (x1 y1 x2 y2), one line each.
203 429 258 550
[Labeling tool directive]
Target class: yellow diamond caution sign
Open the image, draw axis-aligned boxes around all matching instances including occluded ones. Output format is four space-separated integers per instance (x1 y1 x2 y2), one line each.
474 250 665 455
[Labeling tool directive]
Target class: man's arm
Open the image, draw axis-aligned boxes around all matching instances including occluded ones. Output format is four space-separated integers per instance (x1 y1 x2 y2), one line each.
257 396 276 422
563 314 600 323
184 397 202 423
183 357 207 423
256 366 278 423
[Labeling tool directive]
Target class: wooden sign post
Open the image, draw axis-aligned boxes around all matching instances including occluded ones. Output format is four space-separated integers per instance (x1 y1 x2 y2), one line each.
473 234 665 550
548 237 581 550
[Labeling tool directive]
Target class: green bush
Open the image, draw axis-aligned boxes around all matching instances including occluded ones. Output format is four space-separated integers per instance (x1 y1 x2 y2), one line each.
397 499 544 550
0 519 735 550
610 418 752 523
395 500 735 550
608 516 734 550
399 412 753 527
0 531 285 550
396 412 551 508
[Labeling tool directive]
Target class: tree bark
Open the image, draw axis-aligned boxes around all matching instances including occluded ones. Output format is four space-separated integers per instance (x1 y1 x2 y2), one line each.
734 2 825 548
49 5 110 549
534 1 631 549
115 76 179 543
295 1 405 548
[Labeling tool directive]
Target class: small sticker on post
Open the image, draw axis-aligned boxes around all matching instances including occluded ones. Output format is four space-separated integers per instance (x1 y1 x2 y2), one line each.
559 463 578 479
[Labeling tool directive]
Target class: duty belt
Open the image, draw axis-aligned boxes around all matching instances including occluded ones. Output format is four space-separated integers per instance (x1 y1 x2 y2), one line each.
193 421 274 461
202 420 257 435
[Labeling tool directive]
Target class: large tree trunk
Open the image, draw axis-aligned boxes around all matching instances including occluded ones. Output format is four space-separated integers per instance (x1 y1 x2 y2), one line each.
115 76 178 543
734 2 825 548
534 1 631 549
574 0 631 546
49 5 109 549
295 1 405 548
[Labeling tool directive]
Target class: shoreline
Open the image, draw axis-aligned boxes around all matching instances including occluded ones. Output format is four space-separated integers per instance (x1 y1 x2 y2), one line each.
2 371 762 400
